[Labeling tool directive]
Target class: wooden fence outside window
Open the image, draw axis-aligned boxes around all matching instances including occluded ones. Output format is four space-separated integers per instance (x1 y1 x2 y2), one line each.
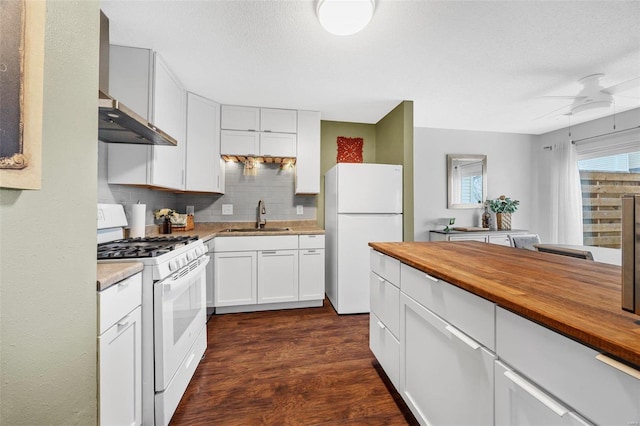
580 170 640 248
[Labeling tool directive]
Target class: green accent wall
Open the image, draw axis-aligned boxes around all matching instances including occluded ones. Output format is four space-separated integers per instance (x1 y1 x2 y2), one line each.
375 101 414 241
318 120 377 228
317 101 414 242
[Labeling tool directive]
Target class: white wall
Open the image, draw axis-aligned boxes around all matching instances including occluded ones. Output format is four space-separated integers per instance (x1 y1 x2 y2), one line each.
0 2 99 424
531 108 640 243
413 127 535 241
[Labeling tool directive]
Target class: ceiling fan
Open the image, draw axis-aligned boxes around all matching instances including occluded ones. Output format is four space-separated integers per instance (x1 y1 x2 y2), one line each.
537 73 640 119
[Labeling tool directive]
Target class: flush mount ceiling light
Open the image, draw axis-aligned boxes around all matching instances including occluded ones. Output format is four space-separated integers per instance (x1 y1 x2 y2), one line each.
317 0 375 36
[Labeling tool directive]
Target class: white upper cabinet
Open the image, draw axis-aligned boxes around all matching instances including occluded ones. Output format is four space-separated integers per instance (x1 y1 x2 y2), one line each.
107 46 186 191
260 108 297 133
221 105 260 131
295 110 321 194
220 105 298 157
185 93 225 193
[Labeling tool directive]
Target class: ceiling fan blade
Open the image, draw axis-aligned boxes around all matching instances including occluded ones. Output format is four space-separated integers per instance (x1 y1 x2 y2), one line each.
533 103 572 120
537 95 587 100
603 77 640 95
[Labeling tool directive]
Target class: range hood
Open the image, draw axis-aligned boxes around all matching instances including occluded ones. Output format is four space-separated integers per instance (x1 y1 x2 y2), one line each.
98 11 177 146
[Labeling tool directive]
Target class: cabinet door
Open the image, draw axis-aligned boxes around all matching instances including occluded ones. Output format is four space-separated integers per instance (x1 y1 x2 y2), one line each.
220 130 260 156
370 312 400 390
495 361 592 426
106 46 153 186
99 306 142 426
185 93 224 193
260 108 297 133
295 110 321 194
489 235 511 246
221 105 260 131
150 54 185 190
258 250 298 304
299 249 325 301
400 293 494 426
259 132 296 157
214 251 257 306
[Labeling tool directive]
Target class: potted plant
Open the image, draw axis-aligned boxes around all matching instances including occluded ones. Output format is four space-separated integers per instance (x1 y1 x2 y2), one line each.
486 195 519 230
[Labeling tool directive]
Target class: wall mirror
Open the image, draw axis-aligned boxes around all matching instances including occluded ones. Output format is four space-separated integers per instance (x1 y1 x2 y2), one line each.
447 154 487 209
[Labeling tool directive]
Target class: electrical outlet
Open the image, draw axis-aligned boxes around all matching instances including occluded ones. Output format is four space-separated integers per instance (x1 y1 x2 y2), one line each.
222 204 233 215
296 205 304 215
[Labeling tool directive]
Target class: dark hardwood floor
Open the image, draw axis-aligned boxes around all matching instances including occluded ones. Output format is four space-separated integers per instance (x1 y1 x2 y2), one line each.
170 299 418 425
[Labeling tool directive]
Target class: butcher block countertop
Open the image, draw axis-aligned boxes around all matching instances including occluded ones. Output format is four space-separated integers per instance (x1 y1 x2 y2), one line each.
97 262 143 291
369 241 640 368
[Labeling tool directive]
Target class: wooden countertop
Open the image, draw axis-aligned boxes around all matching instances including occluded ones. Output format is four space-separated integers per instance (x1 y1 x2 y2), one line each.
142 220 324 241
369 241 640 368
97 262 143 291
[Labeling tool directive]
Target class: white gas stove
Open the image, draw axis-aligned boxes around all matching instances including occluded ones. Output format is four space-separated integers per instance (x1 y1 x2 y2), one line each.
97 204 208 425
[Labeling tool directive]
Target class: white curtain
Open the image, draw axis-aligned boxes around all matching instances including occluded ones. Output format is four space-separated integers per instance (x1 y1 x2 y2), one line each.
549 140 583 245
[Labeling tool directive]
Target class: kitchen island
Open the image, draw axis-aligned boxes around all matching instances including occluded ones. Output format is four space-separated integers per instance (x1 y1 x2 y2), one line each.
369 241 640 426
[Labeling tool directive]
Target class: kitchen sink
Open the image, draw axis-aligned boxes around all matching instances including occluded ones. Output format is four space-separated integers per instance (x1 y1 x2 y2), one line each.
223 227 291 233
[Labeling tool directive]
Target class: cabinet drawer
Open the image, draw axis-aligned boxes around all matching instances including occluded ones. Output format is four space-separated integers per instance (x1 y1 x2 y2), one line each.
489 235 511 246
215 235 298 252
449 235 487 242
401 263 495 350
99 272 142 334
370 272 400 338
370 249 400 287
298 234 324 249
495 360 592 426
370 312 400 390
497 307 640 426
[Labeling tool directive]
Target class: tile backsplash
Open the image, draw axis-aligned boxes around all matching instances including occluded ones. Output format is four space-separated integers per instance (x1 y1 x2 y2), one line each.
98 142 317 225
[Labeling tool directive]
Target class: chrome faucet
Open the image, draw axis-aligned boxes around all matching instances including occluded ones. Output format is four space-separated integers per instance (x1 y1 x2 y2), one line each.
257 200 267 229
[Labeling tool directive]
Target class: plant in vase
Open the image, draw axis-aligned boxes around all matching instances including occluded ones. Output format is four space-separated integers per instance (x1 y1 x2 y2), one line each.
486 195 519 230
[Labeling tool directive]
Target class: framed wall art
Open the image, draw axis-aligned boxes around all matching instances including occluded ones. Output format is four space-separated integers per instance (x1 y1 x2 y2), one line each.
0 0 45 190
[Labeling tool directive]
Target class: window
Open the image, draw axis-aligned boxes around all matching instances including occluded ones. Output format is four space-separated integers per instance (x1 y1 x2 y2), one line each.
578 150 640 248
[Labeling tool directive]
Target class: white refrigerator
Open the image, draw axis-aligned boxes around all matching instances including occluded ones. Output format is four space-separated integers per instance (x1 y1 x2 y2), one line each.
325 163 403 314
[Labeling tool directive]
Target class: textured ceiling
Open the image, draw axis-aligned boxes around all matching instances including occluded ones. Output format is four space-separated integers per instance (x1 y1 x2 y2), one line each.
100 0 640 135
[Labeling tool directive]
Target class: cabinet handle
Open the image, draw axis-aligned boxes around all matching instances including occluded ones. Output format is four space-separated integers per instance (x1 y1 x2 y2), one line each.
262 251 277 255
445 325 480 350
185 352 196 369
117 315 131 328
377 321 386 330
504 370 569 417
378 277 385 283
118 280 130 289
424 273 439 282
595 354 640 380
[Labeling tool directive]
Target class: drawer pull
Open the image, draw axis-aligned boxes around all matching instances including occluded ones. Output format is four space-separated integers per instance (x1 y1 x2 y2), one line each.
185 352 196 369
117 315 131 328
424 273 439 282
118 280 130 289
445 325 480 350
596 354 640 380
377 321 386 330
378 277 385 283
504 370 569 417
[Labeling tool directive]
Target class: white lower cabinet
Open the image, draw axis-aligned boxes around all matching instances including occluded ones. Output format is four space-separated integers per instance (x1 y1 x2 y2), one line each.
213 234 324 312
497 307 640 426
299 248 325 300
495 360 592 426
258 250 298 303
370 311 400 389
400 293 495 426
214 251 257 306
98 272 142 426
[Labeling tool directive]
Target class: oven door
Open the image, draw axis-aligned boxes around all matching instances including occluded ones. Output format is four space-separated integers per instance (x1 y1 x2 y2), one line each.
154 255 209 391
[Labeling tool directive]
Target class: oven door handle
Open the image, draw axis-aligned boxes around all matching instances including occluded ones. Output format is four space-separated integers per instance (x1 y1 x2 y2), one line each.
162 256 210 294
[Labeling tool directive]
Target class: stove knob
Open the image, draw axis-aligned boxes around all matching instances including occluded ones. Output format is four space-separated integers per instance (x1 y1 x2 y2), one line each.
187 251 195 261
169 260 178 271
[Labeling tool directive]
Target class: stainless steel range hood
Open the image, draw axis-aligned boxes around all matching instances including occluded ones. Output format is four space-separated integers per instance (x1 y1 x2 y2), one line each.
98 11 177 146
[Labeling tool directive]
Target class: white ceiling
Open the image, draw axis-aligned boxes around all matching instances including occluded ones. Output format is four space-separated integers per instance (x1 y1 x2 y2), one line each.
100 0 640 135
